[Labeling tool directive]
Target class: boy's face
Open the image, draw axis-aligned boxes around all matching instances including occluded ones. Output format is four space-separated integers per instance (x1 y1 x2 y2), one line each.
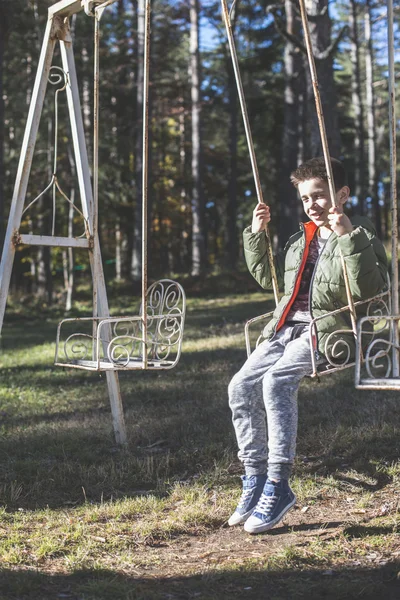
298 178 349 228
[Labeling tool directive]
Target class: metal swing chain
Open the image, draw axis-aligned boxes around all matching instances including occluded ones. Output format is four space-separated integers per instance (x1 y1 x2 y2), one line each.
220 0 280 307
298 0 358 337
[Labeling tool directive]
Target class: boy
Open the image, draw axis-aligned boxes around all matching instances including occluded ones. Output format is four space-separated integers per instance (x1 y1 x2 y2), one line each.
228 157 388 534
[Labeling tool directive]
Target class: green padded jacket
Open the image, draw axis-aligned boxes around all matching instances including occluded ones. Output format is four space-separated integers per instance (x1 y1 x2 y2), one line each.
243 216 388 360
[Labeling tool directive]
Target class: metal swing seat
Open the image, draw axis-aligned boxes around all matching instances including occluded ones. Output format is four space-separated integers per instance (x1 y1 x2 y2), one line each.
50 0 187 373
244 279 391 379
55 278 186 371
222 0 398 386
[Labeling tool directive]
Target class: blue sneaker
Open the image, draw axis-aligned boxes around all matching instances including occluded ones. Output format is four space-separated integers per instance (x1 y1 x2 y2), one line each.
244 479 296 534
228 474 267 526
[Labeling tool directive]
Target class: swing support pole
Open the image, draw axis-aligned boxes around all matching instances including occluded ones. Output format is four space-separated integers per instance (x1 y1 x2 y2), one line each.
220 0 279 307
298 0 358 337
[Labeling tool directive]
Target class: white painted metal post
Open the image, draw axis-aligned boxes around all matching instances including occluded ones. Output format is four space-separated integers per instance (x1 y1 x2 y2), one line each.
60 29 127 446
0 17 57 333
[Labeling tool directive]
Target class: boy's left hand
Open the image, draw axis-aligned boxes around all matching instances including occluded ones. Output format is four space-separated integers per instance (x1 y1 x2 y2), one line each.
327 207 353 237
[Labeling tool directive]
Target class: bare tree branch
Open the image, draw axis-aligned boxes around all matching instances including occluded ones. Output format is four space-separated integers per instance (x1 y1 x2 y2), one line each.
267 5 307 54
267 4 348 61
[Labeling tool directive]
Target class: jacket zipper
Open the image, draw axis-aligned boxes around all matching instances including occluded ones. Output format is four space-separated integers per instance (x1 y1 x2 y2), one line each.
308 232 332 360
271 222 310 340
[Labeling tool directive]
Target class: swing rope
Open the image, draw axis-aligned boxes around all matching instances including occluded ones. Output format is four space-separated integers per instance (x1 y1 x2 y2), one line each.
298 0 357 337
142 0 151 369
92 0 119 361
93 8 101 330
386 0 399 375
92 0 150 366
220 0 279 307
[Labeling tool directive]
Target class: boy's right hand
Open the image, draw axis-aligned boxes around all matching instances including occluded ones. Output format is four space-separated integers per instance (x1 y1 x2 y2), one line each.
251 203 271 233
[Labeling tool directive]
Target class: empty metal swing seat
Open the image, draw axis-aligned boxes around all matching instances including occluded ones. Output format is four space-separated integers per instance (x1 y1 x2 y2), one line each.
55 279 186 371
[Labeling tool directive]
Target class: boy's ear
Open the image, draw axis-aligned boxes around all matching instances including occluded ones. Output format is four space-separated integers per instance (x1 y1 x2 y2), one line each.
337 186 350 206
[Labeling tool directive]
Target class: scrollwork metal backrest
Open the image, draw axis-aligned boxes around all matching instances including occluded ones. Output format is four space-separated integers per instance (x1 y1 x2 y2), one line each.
322 290 391 370
104 279 186 365
64 333 93 362
140 280 185 361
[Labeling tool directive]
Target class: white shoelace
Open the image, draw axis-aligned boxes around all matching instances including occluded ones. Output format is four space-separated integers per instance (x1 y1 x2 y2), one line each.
254 494 277 516
237 488 253 509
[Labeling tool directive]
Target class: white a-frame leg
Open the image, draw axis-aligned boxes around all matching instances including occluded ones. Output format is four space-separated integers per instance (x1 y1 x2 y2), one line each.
0 11 127 445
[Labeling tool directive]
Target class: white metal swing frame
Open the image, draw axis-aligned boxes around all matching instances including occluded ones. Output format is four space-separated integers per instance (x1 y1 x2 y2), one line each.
222 0 396 382
0 0 186 445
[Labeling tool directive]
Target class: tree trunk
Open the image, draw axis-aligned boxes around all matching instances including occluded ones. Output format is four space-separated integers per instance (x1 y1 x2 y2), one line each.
365 0 381 237
81 46 92 165
37 118 53 304
0 17 4 259
305 0 341 158
115 218 122 281
224 2 239 269
65 144 76 311
349 0 366 213
0 1 10 260
131 0 144 281
178 100 189 272
225 56 238 269
190 0 206 276
62 200 74 311
278 0 302 245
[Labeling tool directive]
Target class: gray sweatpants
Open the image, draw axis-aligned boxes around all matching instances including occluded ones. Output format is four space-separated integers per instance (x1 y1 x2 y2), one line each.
228 323 315 481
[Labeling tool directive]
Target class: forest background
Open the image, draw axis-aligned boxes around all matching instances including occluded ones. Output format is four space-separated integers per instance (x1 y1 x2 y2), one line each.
0 0 399 306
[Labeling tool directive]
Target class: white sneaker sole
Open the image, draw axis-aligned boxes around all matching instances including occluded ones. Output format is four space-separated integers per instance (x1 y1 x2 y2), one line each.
243 495 296 534
228 507 255 526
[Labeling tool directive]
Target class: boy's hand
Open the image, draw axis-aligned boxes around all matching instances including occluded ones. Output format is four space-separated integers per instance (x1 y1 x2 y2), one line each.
327 207 353 237
251 203 271 233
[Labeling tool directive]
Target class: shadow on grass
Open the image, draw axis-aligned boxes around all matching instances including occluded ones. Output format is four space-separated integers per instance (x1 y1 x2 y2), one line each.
0 341 400 509
0 345 247 383
0 297 271 352
0 563 399 600
268 520 344 535
331 472 392 492
344 524 398 538
1 296 400 512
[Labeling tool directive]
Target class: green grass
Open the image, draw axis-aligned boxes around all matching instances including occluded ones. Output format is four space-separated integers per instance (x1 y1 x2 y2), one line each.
0 287 400 598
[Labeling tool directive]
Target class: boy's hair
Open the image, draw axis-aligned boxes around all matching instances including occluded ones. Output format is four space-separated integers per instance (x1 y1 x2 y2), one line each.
290 157 347 191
